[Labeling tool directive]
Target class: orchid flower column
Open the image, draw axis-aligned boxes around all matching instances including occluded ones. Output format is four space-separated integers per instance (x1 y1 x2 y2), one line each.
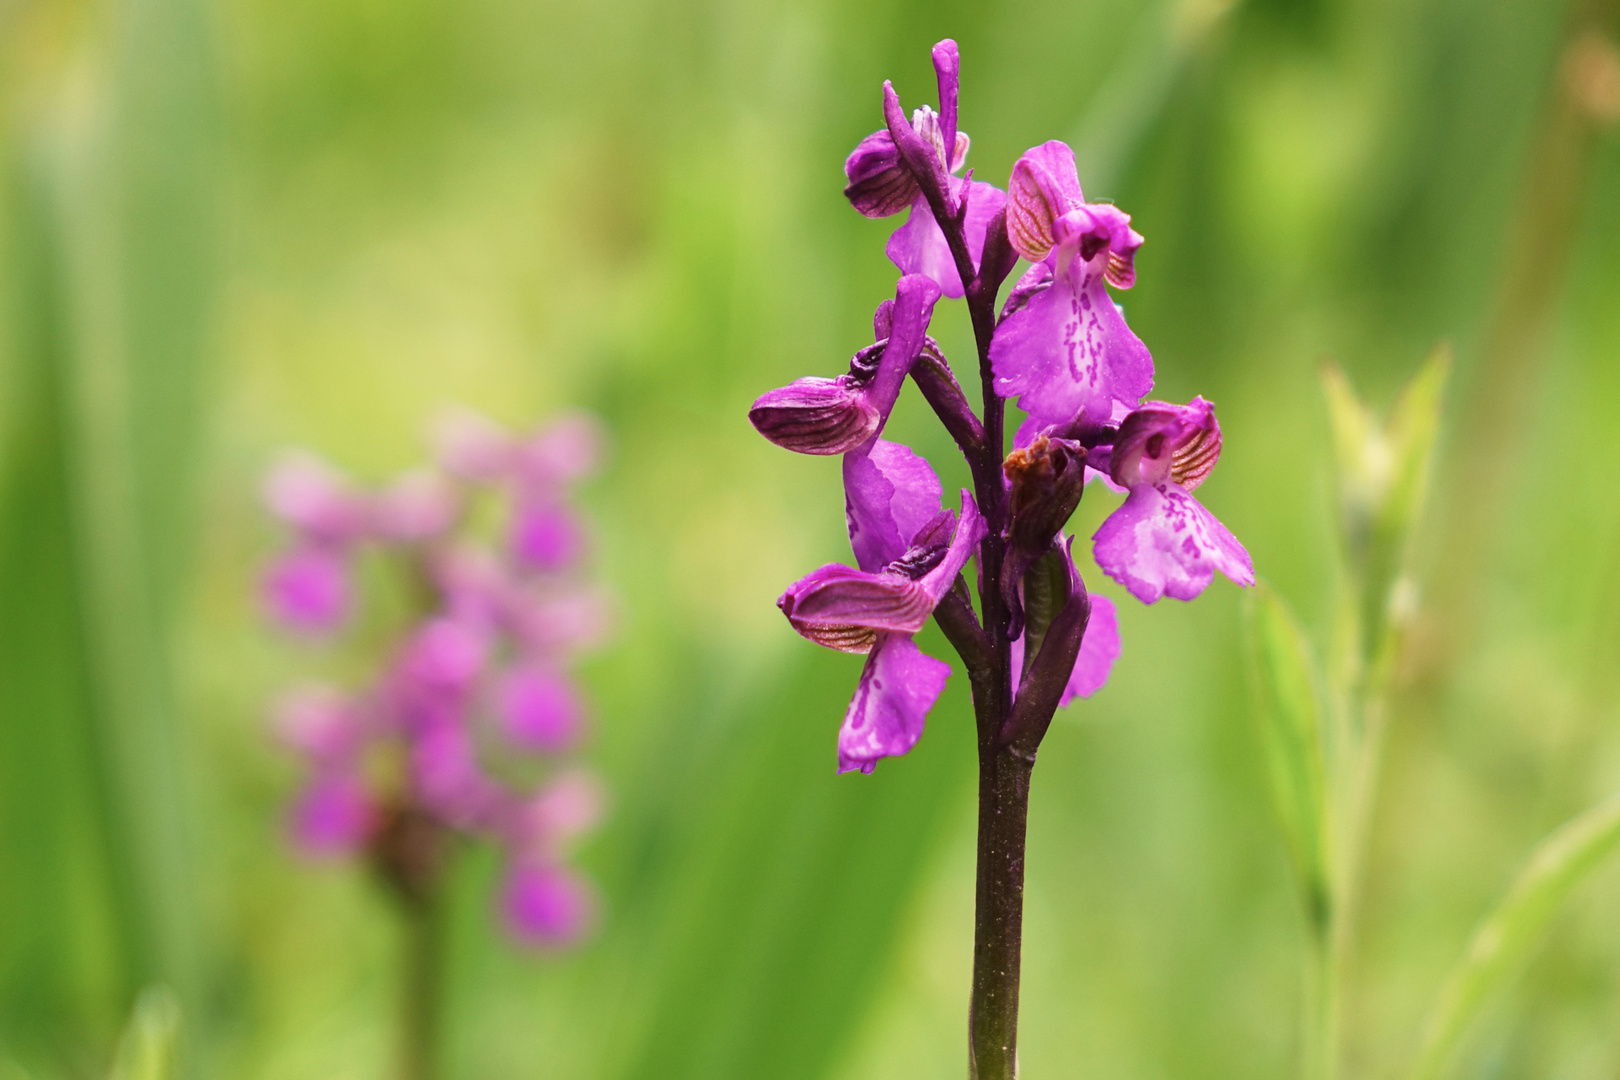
750 41 1251 1078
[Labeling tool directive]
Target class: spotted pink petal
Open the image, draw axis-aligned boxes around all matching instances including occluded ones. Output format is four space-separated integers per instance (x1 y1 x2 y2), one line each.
990 256 1154 431
837 632 951 774
1093 482 1253 604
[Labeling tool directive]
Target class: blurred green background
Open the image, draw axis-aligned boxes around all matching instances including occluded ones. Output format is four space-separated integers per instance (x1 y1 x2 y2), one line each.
2 0 1619 1076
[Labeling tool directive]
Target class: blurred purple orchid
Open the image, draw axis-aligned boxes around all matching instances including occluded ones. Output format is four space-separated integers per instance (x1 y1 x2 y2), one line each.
264 410 611 949
751 38 1253 1077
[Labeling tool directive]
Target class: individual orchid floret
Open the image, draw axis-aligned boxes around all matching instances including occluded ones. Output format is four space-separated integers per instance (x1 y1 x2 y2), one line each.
749 275 943 454
264 452 371 544
262 544 352 633
494 663 587 753
844 40 1007 299
1093 397 1254 603
500 860 595 946
371 470 462 542
991 142 1153 433
288 772 376 857
776 440 985 772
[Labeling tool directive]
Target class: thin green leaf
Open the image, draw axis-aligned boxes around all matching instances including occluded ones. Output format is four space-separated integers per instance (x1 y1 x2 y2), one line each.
1243 582 1333 934
1409 791 1620 1080
108 987 180 1080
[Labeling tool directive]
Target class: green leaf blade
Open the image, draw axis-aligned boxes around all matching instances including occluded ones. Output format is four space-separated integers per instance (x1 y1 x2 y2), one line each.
1243 583 1334 933
1409 791 1620 1080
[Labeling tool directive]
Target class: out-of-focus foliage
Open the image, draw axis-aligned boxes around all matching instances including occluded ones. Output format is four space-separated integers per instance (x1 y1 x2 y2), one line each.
1 0 1618 1078
107 989 181 1080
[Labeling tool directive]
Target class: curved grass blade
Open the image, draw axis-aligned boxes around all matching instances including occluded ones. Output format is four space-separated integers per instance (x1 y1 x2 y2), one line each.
1242 583 1333 933
108 987 181 1080
1408 790 1620 1080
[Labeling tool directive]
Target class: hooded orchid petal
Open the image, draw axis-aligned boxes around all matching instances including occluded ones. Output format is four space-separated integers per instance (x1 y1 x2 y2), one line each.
751 276 941 456
1109 396 1222 491
836 632 951 774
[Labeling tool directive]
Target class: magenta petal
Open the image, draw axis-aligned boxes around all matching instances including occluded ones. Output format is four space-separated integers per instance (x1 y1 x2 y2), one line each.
263 452 370 542
494 664 585 753
510 502 585 570
1005 140 1087 262
843 439 944 572
1061 593 1120 704
412 716 504 828
511 770 604 849
516 413 603 487
289 773 375 857
1093 482 1254 604
885 180 1007 300
917 490 985 604
434 407 517 481
274 684 367 765
371 470 461 542
837 632 950 774
262 546 351 633
778 564 934 651
399 618 489 695
500 861 595 947
990 256 1154 431
749 376 881 455
1110 397 1221 490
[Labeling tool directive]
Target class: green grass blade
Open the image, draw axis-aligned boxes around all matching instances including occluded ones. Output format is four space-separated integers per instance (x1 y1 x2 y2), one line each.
1243 583 1333 932
107 987 181 1080
1408 791 1620 1080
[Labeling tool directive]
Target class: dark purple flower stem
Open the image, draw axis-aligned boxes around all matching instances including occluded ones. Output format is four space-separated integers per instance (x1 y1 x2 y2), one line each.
883 79 1056 1080
373 801 451 1080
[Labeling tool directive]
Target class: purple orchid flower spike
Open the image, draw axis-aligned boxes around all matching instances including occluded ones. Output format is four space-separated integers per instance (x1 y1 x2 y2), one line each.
991 141 1154 434
265 409 612 972
777 440 985 772
843 40 1007 299
754 40 1253 1078
1093 397 1254 603
749 274 943 454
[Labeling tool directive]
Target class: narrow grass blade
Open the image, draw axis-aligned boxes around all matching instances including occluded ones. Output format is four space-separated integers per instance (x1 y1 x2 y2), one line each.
1408 791 1620 1080
107 987 181 1080
1243 583 1333 932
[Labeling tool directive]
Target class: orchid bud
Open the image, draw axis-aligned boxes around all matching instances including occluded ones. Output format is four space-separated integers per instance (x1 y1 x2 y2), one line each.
844 130 918 218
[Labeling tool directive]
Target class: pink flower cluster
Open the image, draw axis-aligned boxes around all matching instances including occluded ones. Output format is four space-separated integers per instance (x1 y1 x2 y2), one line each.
263 410 611 947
